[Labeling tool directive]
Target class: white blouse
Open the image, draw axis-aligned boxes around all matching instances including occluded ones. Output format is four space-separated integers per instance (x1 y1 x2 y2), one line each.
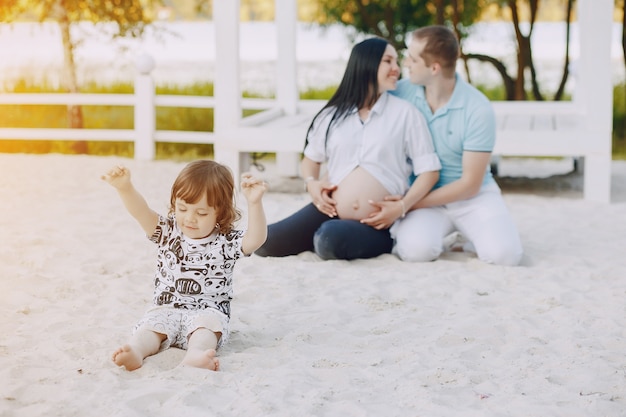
304 92 441 196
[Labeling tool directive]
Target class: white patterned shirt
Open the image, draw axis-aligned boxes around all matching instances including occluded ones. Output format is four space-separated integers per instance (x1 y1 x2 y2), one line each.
149 214 244 318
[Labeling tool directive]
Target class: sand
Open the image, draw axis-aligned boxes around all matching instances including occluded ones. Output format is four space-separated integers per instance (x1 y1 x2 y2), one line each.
1 153 625 417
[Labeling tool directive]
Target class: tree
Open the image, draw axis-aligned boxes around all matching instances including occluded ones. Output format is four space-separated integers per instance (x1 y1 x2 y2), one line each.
552 0 574 101
614 0 625 108
313 0 485 51
312 0 434 52
0 0 159 150
464 0 576 101
314 0 578 102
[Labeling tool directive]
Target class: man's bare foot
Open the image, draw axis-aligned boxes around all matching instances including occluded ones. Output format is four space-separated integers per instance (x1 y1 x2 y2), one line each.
112 344 143 371
181 348 220 371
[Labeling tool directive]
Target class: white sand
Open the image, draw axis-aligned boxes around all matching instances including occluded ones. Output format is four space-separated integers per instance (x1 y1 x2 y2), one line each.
1 153 625 417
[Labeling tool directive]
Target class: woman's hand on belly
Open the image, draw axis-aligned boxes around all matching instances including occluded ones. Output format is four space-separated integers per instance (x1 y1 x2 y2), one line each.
332 167 391 221
307 179 338 217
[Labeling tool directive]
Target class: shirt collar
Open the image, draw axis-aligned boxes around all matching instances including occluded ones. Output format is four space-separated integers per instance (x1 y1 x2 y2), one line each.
371 91 389 115
446 74 465 110
348 91 390 116
414 73 464 114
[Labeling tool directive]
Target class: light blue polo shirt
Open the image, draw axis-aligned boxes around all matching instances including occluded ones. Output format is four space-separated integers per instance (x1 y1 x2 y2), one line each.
392 74 496 189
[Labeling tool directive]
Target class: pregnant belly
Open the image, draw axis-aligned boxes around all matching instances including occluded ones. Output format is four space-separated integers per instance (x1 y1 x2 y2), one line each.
332 167 391 220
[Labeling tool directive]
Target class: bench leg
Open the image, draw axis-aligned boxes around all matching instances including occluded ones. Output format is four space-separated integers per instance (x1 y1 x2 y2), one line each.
583 154 611 203
490 155 501 177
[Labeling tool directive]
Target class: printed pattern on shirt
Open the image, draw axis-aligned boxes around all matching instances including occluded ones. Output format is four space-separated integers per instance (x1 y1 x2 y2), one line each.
149 215 244 317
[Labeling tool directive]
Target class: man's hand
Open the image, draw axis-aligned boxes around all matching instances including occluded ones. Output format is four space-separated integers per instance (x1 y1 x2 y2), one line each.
360 195 404 230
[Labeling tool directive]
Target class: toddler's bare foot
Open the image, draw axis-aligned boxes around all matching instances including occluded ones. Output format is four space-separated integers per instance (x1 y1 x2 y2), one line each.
112 344 143 371
181 348 220 371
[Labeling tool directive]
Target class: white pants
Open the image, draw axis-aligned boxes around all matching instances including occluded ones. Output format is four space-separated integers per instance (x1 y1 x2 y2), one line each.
391 184 523 266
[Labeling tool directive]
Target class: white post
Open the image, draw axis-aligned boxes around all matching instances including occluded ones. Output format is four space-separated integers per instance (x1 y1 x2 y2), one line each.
275 0 298 115
577 0 613 203
134 54 156 160
213 0 247 177
275 0 300 177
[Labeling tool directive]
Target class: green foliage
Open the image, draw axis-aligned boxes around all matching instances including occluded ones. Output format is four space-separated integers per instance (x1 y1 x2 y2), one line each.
300 85 337 100
81 81 134 94
314 0 486 51
315 0 432 50
612 83 626 159
476 84 573 102
0 0 158 36
157 82 214 96
475 84 507 101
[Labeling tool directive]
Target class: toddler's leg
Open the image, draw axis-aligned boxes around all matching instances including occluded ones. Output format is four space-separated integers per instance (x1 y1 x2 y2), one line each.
181 328 220 371
112 329 165 371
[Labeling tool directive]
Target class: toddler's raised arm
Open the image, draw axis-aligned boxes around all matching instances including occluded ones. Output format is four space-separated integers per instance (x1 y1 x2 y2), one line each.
240 173 268 255
102 165 159 237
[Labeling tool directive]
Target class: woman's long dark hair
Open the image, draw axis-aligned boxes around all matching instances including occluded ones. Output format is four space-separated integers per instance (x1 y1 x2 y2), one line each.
304 37 390 150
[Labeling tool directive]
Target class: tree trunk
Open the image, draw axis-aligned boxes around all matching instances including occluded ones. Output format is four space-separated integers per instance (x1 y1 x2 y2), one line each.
554 0 574 101
465 53 516 99
526 0 543 100
58 5 87 152
622 0 626 76
450 0 473 84
509 0 527 100
435 0 445 24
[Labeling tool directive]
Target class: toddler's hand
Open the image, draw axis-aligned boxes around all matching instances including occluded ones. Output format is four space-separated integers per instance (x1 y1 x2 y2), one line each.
101 165 132 190
240 173 267 202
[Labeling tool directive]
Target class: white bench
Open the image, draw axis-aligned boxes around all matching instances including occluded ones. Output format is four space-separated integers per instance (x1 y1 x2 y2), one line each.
494 101 587 156
491 101 612 202
214 99 612 202
213 101 323 179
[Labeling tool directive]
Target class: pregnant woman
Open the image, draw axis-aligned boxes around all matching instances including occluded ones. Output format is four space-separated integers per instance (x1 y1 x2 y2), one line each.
255 37 441 260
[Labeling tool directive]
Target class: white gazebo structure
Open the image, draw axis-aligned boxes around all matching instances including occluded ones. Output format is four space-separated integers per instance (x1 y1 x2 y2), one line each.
212 0 614 203
213 0 314 179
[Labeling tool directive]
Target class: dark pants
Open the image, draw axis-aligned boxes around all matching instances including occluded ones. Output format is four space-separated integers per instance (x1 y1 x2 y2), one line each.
255 203 393 260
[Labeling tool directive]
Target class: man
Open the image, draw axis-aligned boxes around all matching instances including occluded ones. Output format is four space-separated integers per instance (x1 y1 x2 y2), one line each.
370 25 523 266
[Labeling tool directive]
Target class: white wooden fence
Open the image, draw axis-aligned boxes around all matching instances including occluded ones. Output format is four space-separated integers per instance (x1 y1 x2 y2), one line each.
0 81 614 203
0 71 291 160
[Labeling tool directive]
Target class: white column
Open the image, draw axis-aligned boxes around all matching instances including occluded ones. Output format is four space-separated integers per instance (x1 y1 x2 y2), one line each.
134 53 155 160
275 0 298 115
213 0 247 177
275 0 300 177
578 0 613 203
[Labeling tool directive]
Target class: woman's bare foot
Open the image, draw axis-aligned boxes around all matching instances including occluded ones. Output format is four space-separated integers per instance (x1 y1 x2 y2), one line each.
181 348 220 371
112 344 144 371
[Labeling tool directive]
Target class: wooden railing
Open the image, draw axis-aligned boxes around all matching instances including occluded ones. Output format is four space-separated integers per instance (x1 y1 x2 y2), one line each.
0 78 282 160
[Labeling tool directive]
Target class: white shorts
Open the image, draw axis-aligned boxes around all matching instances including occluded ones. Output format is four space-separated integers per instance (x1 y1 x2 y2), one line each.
134 306 229 350
391 183 523 266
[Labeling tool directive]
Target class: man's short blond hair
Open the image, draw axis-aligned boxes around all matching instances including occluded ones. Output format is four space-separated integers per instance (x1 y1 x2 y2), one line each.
412 26 459 77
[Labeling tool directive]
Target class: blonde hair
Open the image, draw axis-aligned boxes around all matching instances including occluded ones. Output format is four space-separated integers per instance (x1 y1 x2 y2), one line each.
412 26 459 77
169 160 240 234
